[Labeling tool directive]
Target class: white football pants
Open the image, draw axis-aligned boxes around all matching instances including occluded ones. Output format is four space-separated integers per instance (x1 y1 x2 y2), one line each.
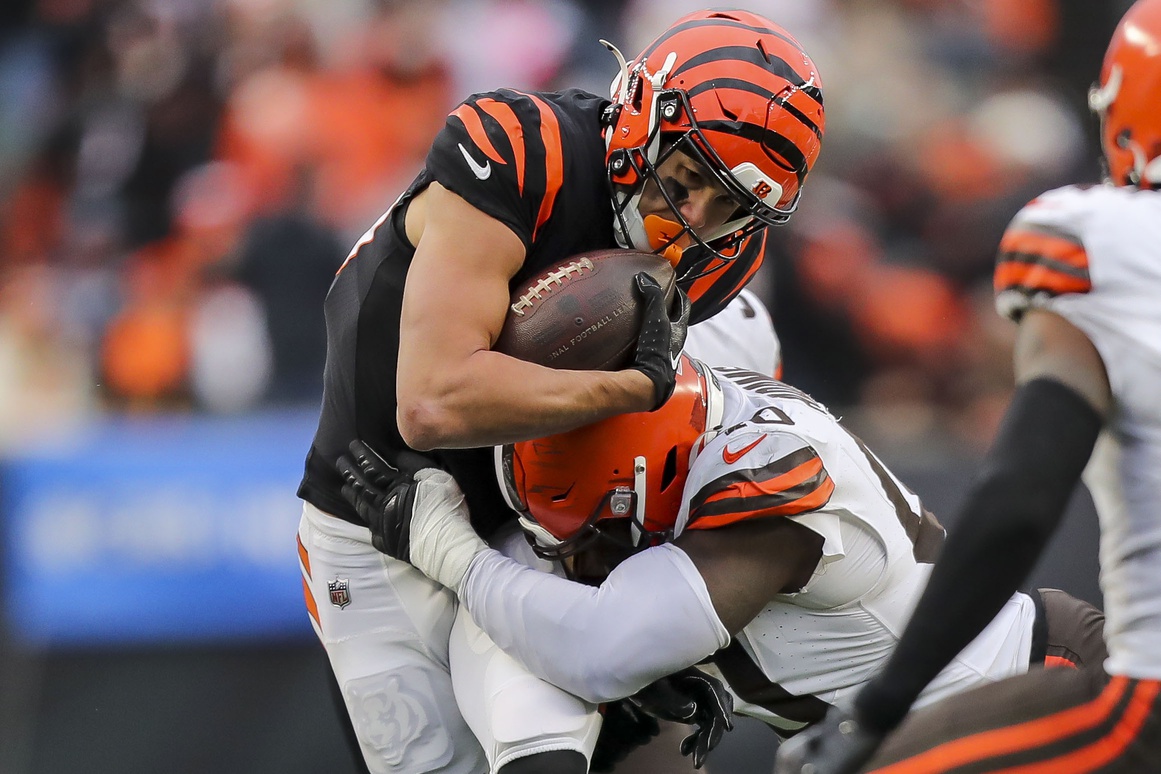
297 503 601 773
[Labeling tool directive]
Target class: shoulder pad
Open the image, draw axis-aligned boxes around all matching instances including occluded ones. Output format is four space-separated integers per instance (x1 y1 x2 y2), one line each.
678 429 833 533
431 90 568 245
995 186 1094 321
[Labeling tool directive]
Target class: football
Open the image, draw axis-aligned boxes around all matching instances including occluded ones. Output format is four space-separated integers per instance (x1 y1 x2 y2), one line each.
494 248 676 370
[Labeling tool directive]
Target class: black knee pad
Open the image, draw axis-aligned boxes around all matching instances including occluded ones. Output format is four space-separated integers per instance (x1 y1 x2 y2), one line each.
498 749 588 774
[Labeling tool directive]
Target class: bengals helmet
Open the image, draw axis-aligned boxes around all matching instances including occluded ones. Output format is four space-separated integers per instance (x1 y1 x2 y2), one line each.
603 9 825 286
496 355 724 559
1089 0 1161 187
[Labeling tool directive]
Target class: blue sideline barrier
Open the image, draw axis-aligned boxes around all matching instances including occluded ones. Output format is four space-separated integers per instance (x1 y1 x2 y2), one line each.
0 410 321 646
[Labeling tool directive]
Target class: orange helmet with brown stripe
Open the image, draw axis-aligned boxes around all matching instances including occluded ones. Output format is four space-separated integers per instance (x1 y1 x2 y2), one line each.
1089 0 1161 188
603 9 825 294
495 355 724 560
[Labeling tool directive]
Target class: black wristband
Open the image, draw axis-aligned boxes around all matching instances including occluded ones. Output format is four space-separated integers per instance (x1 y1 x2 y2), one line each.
856 377 1103 733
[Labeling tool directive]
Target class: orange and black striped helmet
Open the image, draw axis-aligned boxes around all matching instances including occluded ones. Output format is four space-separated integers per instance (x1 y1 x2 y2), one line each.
495 355 723 560
1089 0 1161 187
604 9 825 287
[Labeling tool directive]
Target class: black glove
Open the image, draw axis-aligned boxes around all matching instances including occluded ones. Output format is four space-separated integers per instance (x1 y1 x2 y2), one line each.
335 440 436 559
590 699 660 773
630 272 691 411
772 706 886 774
628 666 734 769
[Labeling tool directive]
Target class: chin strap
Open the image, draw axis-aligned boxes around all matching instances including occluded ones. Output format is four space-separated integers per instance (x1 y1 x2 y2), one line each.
648 52 678 90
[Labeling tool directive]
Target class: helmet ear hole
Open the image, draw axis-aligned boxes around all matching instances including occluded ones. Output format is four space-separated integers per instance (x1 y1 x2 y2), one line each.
630 75 644 112
661 445 680 490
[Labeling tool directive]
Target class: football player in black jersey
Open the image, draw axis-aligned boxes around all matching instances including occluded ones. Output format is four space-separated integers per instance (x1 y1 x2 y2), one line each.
297 9 826 773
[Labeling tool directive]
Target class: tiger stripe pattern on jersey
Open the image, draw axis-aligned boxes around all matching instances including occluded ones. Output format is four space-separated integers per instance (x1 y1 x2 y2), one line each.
451 102 509 166
448 89 567 241
687 445 835 529
515 91 564 240
995 220 1093 300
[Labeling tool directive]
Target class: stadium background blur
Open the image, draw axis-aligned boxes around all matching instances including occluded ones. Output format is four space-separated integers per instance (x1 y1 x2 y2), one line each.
0 1 1129 771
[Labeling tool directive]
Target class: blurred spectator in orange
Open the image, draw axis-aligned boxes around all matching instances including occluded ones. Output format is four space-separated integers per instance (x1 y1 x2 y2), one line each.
0 0 1139 436
1 159 66 270
100 161 255 410
982 0 1059 58
216 0 455 236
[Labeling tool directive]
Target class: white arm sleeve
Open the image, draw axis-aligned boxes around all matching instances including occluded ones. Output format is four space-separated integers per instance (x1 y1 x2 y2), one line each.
457 542 730 704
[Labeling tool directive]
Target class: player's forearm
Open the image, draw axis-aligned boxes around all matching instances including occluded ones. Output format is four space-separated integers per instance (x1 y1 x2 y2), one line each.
398 349 653 450
457 543 730 704
855 378 1102 732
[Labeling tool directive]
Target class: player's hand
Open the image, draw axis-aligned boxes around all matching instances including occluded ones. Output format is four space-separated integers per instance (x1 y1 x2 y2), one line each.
773 706 885 774
335 440 435 559
336 441 487 593
630 272 691 411
628 666 734 769
590 699 661 773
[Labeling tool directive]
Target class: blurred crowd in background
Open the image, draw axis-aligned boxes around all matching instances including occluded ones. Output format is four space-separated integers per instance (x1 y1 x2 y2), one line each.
0 0 1132 455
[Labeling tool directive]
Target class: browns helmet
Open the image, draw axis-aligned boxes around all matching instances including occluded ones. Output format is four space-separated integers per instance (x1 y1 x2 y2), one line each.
496 355 724 559
1089 0 1161 187
603 9 825 289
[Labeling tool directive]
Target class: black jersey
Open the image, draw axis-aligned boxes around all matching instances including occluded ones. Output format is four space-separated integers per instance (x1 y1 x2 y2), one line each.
298 88 619 537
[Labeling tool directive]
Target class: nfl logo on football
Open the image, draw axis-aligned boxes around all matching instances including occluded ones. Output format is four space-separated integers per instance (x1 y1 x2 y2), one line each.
328 578 351 609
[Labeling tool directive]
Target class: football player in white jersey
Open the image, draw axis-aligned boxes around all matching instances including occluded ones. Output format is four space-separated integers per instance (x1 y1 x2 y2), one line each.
776 2 1161 772
338 354 1105 766
684 287 782 378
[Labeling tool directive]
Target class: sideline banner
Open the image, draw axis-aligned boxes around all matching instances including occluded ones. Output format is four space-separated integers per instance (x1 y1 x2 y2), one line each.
0 410 318 646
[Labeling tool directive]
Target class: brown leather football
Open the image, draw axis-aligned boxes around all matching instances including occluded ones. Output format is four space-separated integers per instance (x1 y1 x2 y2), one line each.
494 249 676 370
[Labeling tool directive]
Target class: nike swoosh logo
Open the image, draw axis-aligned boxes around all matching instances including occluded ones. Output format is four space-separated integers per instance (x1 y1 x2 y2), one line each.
722 434 767 465
458 143 491 180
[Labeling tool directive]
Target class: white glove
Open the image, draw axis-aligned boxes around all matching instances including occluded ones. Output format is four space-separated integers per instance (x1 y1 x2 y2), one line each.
407 469 488 593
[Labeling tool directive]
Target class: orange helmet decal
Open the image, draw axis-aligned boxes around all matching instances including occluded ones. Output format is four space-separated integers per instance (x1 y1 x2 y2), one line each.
1089 0 1161 187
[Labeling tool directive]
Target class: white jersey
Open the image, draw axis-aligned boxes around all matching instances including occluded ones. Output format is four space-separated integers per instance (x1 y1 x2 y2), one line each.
673 368 1035 734
994 183 1161 681
684 288 782 377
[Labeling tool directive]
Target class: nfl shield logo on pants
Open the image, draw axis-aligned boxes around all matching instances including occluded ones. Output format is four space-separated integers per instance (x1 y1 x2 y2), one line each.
328 578 351 609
